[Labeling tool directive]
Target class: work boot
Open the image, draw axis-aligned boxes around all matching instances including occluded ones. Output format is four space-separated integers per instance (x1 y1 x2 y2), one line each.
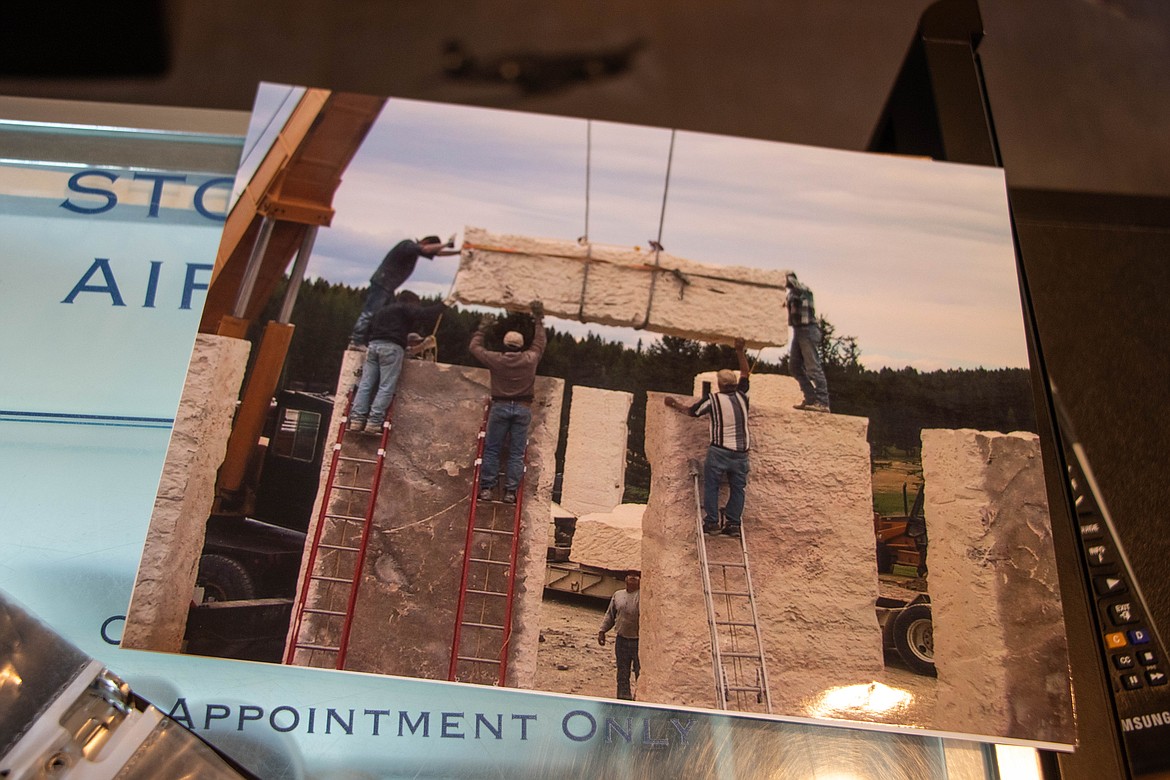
503 489 517 504
347 417 366 432
702 522 721 535
478 487 494 502
364 420 383 434
807 403 831 413
722 523 742 538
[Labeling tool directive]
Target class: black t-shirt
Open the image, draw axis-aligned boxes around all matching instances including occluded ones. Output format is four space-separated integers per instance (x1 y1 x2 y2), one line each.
370 239 423 291
368 301 445 347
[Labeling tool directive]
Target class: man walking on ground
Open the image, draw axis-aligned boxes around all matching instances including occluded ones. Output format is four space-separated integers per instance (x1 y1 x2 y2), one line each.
664 339 751 537
598 571 641 701
349 290 445 434
469 300 546 503
350 235 459 347
786 271 831 412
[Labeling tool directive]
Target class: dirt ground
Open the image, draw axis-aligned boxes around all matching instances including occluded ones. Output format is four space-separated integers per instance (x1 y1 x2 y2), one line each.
534 592 619 700
872 458 922 494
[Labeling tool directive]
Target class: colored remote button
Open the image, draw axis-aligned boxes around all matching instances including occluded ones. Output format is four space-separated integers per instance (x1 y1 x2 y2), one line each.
1106 632 1128 649
1129 629 1151 645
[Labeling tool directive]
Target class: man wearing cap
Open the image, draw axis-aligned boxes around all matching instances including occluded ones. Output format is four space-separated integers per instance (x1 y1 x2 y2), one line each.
350 235 459 347
786 271 831 413
664 339 751 537
598 570 641 700
469 301 547 503
348 290 446 434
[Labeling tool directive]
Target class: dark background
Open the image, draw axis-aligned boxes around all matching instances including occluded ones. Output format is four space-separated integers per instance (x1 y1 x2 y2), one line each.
3 2 1167 777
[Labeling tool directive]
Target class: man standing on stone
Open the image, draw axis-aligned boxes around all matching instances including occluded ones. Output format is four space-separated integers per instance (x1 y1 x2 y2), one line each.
786 271 831 413
664 339 751 537
469 300 546 503
350 235 459 347
598 571 640 700
349 290 445 434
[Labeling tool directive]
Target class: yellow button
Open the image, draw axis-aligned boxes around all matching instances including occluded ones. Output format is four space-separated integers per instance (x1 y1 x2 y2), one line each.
1106 632 1128 649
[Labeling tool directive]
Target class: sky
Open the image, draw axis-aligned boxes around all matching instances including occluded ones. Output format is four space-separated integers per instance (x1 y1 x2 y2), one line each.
238 83 1028 371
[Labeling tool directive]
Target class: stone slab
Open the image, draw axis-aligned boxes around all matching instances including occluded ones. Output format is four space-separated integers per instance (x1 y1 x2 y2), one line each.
124 334 251 652
288 356 562 690
639 387 883 715
693 371 804 408
569 504 644 572
921 429 1074 744
561 385 633 516
452 226 791 348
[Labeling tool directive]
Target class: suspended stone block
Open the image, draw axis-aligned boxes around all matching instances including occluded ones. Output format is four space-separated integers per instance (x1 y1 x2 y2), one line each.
452 226 792 348
921 429 1074 745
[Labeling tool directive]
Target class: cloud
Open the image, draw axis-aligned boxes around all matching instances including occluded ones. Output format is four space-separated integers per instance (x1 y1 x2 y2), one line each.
253 89 1025 371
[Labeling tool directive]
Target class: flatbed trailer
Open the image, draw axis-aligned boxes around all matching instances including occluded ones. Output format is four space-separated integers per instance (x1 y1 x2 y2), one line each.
544 560 626 600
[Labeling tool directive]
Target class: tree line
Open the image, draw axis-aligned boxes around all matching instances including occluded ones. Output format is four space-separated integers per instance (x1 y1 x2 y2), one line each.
256 278 1037 501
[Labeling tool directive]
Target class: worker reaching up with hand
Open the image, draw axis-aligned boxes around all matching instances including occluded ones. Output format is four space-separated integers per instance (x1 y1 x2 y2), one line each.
469 300 547 503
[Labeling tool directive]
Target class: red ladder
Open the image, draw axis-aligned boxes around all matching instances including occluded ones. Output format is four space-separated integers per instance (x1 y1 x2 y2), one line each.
448 400 526 686
285 392 393 669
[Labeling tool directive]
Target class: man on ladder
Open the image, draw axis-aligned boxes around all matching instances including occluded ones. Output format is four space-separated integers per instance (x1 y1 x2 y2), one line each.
469 300 546 503
348 290 446 434
664 339 752 537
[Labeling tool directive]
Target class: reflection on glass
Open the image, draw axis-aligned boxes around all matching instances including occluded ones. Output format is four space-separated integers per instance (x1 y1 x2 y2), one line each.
810 681 914 719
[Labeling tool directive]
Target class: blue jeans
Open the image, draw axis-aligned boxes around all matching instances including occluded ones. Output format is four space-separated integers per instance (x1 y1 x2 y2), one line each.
349 284 393 345
350 341 404 425
791 323 830 406
704 446 749 527
614 635 640 700
480 401 532 491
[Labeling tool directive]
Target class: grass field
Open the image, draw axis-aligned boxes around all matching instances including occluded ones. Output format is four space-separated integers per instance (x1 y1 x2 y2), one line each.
872 454 922 516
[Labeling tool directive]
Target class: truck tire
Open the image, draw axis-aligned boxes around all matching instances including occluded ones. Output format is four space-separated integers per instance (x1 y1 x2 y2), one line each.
892 602 936 677
196 554 256 603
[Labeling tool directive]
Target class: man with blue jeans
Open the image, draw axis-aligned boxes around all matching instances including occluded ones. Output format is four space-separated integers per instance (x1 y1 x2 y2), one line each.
665 339 751 537
349 290 446 434
786 271 831 413
349 235 459 347
470 301 546 503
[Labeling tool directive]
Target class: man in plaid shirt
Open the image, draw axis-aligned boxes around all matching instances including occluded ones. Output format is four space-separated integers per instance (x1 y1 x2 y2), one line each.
786 272 831 413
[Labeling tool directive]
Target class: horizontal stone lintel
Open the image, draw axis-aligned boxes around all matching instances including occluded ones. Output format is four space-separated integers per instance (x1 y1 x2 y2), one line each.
452 227 791 348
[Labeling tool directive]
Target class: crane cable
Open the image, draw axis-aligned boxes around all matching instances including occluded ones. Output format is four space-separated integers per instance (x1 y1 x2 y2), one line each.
640 128 676 329
577 120 594 319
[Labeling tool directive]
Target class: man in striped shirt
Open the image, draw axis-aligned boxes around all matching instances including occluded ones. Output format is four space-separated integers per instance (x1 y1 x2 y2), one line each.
664 339 751 538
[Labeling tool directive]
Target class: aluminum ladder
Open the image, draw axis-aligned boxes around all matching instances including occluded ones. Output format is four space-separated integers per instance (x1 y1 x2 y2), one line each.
689 458 773 713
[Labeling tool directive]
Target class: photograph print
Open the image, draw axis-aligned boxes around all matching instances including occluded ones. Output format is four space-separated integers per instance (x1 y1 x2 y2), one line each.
123 82 1074 749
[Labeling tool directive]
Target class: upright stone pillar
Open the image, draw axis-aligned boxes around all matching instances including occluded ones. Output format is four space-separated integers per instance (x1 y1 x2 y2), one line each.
561 385 633 516
291 357 562 690
921 429 1074 744
640 375 882 715
124 334 251 652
